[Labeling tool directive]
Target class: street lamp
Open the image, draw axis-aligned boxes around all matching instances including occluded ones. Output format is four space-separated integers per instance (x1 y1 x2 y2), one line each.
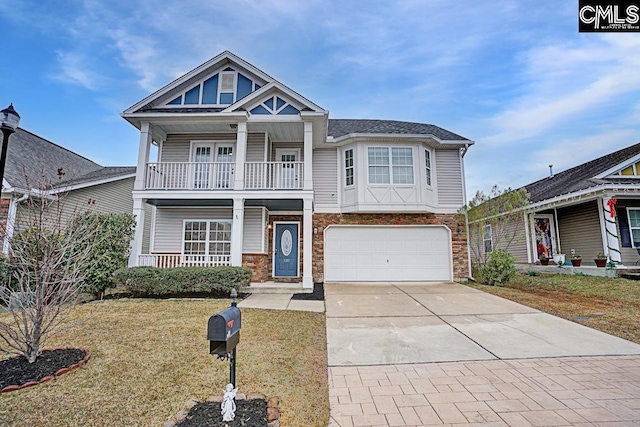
0 104 20 190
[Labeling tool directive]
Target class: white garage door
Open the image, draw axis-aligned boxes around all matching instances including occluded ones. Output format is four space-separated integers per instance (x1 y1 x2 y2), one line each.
324 226 452 282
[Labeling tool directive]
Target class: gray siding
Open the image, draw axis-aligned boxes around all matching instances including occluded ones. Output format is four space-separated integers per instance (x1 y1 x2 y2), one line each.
17 177 134 228
435 150 464 206
153 207 232 252
246 133 266 162
557 201 603 266
243 207 265 253
495 216 528 263
313 149 338 205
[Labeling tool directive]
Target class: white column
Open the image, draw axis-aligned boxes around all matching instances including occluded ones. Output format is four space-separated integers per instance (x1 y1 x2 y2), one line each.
231 198 245 266
233 122 247 190
128 198 146 267
303 121 313 190
601 196 622 263
2 196 19 254
134 123 152 191
302 197 313 288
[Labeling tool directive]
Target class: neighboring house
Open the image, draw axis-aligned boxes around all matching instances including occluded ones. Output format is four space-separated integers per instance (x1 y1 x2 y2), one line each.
0 127 136 253
474 142 640 267
122 51 473 287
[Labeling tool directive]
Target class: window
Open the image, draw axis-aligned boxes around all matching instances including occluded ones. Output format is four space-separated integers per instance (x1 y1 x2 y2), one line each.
345 149 354 186
483 224 493 253
367 147 414 184
183 220 232 259
425 149 432 186
627 209 640 247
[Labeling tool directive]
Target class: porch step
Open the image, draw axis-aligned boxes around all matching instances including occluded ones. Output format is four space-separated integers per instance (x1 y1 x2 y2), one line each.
240 282 312 294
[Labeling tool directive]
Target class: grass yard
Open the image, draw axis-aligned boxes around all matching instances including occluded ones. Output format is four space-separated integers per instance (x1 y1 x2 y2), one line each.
468 273 640 344
0 299 329 426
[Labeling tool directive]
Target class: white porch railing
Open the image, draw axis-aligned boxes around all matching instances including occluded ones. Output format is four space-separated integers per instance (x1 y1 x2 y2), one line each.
144 161 304 190
138 254 232 268
144 162 234 190
244 162 304 189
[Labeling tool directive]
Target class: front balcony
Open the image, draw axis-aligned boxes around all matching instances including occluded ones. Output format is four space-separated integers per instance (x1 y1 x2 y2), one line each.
139 253 231 268
144 161 304 190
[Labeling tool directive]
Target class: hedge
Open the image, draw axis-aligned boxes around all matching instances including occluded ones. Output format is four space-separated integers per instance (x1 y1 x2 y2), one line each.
112 266 252 296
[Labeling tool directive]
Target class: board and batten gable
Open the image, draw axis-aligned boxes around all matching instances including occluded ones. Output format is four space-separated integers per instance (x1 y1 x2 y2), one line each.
312 148 338 206
435 149 464 208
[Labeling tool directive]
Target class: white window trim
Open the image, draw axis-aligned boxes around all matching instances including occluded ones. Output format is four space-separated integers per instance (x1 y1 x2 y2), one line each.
366 146 415 185
344 148 354 187
425 148 432 187
483 224 493 253
181 219 233 257
189 140 236 162
627 207 640 247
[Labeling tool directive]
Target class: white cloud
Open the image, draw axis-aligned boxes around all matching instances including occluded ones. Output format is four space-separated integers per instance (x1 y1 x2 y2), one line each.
51 51 100 90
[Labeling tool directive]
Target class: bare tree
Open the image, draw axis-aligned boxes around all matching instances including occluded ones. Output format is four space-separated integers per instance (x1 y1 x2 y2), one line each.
0 172 100 363
462 185 530 267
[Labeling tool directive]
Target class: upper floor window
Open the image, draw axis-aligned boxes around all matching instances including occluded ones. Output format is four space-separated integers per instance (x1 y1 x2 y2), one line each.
367 147 414 185
345 149 354 186
425 149 432 186
483 224 493 253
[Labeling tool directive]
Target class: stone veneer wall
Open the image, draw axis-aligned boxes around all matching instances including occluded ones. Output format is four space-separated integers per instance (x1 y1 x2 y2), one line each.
312 213 469 282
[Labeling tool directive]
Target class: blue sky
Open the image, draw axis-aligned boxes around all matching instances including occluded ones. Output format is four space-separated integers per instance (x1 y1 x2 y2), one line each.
2 1 640 198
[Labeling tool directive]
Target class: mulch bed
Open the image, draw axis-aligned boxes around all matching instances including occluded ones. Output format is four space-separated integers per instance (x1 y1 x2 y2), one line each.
291 282 324 301
0 348 90 393
176 400 267 427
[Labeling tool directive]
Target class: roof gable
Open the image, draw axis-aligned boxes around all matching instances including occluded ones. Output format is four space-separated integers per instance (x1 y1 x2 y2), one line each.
123 51 275 114
222 82 325 115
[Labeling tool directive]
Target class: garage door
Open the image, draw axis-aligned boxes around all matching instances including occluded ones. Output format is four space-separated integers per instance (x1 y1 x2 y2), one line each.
324 226 452 282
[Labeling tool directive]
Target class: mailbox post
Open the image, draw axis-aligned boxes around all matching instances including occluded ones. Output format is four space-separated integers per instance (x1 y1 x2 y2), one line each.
208 289 241 386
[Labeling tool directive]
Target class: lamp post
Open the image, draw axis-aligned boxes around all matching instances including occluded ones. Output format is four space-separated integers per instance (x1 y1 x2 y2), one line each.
0 104 20 190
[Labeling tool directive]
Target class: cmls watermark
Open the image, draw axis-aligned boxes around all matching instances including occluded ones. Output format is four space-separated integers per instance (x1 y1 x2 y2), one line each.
579 1 640 31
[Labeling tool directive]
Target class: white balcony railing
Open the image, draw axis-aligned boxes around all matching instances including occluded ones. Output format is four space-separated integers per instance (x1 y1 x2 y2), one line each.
244 162 303 189
144 161 304 190
138 254 231 268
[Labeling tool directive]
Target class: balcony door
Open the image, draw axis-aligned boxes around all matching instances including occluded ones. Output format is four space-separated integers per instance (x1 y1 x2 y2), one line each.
191 142 234 189
275 149 299 189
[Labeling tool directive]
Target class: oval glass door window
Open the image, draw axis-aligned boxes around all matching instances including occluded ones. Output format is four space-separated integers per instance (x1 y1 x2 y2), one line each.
281 229 293 256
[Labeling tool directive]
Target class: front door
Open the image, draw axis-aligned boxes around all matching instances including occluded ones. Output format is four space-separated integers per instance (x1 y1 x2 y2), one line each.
214 144 234 189
192 143 213 189
533 214 557 260
274 222 299 277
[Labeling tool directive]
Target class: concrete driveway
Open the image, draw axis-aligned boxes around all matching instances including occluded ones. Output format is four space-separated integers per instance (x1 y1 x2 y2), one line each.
325 282 640 366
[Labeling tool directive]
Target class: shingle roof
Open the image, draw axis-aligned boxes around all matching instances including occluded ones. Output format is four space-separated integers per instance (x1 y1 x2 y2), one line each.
55 166 136 188
327 119 469 141
525 141 640 204
4 128 133 191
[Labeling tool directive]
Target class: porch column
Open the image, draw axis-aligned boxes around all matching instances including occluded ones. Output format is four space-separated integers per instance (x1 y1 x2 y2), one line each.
302 197 313 288
233 122 247 190
134 123 152 191
128 198 146 267
600 197 622 263
231 198 245 266
2 195 19 254
303 121 313 190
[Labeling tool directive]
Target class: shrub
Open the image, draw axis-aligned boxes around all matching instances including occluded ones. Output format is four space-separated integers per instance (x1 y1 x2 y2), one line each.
71 212 136 298
112 266 252 296
481 249 516 286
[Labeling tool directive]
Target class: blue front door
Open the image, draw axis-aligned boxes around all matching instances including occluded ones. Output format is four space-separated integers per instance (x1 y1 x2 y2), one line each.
274 223 298 277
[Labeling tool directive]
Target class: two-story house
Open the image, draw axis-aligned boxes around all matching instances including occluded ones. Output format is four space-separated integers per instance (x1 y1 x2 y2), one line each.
123 51 472 288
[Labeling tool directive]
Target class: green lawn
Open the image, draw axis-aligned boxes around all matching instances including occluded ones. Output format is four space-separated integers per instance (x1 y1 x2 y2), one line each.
468 273 640 344
0 299 329 426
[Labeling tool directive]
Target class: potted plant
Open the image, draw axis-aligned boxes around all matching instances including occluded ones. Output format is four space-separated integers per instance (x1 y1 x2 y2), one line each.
570 254 582 267
539 255 550 266
552 252 565 266
594 252 607 267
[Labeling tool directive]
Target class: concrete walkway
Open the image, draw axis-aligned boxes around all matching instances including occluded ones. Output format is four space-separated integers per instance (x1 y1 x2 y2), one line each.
326 282 640 426
237 293 324 312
